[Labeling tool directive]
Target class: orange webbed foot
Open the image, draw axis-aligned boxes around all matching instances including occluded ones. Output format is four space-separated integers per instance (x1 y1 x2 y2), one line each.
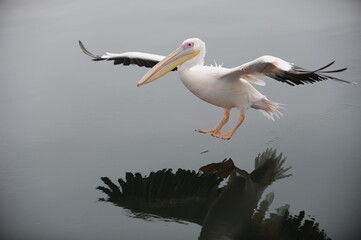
195 129 220 135
211 132 232 140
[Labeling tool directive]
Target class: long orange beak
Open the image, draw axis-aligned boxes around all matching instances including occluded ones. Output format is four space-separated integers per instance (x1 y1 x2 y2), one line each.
136 46 199 87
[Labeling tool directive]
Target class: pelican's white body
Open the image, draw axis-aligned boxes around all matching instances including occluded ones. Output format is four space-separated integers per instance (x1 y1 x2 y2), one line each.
179 65 267 115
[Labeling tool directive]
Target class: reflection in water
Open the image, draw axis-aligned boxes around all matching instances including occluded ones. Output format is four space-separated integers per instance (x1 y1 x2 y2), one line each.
97 149 330 240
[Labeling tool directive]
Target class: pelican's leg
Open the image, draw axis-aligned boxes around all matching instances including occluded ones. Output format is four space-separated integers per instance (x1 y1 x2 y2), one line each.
195 110 230 135
212 114 245 140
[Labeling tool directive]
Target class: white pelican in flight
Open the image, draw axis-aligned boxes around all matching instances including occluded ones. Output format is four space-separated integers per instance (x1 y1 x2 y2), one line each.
79 38 351 140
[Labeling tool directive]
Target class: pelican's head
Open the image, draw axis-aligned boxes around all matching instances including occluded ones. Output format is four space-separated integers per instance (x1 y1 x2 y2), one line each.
137 38 205 87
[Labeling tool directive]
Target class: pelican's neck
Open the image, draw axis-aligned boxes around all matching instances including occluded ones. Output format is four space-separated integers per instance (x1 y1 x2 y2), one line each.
177 57 206 99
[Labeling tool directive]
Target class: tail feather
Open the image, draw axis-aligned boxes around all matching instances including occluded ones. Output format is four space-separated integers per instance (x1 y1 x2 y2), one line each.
258 98 284 121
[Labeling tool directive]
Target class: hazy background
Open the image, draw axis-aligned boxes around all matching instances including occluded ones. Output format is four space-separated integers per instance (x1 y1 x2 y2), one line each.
1 0 361 239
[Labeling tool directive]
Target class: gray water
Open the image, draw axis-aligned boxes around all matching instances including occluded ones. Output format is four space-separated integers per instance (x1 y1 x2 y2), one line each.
1 0 361 239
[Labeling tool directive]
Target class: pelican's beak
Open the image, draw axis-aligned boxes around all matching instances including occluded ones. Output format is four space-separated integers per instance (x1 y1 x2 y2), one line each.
136 46 199 87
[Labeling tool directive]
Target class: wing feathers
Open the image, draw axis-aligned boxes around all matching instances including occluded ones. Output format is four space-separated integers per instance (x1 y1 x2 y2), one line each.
223 55 352 86
78 40 177 71
275 62 350 86
78 40 102 59
295 60 336 73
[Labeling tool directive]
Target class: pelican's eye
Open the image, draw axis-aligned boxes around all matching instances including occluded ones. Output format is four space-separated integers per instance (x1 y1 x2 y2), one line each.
183 42 194 49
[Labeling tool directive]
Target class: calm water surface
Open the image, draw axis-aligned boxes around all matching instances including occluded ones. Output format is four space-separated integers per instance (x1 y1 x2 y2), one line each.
1 0 361 239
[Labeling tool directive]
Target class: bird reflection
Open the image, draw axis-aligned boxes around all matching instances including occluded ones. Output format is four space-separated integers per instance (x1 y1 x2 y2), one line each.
97 149 330 240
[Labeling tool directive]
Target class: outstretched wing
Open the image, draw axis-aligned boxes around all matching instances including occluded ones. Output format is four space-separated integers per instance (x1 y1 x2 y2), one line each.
222 55 351 86
78 41 177 71
96 169 222 225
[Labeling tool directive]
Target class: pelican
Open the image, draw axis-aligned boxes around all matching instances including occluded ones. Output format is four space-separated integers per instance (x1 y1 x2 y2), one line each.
79 38 351 140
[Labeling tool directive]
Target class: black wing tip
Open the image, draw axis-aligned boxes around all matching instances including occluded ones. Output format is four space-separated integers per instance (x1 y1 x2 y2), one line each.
78 40 103 60
78 40 87 53
274 61 351 86
317 60 336 72
308 62 351 83
319 67 348 74
314 61 347 74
